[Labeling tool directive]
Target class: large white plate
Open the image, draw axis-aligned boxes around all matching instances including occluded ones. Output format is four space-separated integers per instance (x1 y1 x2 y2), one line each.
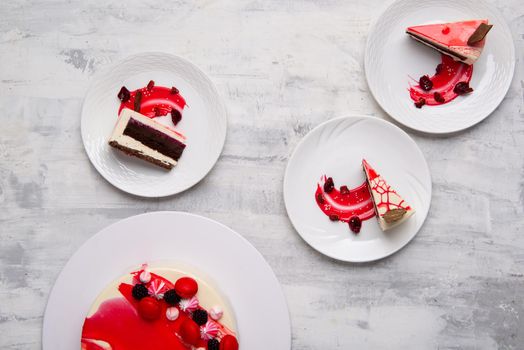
283 116 432 262
365 0 515 134
43 212 291 350
81 52 227 197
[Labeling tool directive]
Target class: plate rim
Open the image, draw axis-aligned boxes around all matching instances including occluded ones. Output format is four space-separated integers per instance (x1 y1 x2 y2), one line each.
80 52 228 198
283 115 432 262
42 211 292 349
364 0 516 135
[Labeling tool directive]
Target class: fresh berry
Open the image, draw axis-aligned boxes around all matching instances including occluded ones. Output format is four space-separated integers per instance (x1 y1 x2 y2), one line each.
171 86 179 94
348 216 362 234
414 98 426 109
147 80 155 90
340 185 350 195
164 289 181 305
419 75 433 91
117 86 130 102
454 82 474 95
323 177 335 193
137 297 161 321
171 108 182 125
220 335 239 350
132 283 149 300
179 319 201 345
208 339 220 350
433 92 445 103
192 309 208 325
329 214 339 222
175 277 198 299
435 64 443 75
316 192 325 204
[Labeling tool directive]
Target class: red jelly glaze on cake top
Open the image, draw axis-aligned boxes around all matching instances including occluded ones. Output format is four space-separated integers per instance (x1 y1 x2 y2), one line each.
314 175 376 222
119 85 186 119
81 269 237 350
409 54 473 106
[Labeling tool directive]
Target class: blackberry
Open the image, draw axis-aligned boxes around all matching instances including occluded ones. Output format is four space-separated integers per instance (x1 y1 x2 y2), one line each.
132 283 149 300
164 289 181 305
208 338 220 350
192 309 208 326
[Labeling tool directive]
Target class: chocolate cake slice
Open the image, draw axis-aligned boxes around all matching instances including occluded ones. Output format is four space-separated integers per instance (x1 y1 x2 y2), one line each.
109 108 186 170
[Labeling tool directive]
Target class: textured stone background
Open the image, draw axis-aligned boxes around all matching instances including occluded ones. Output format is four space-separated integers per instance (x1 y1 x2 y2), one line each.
1 0 523 349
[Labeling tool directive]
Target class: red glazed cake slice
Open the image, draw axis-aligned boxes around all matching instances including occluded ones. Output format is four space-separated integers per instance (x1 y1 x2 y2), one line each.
108 108 186 170
406 19 492 65
362 159 415 231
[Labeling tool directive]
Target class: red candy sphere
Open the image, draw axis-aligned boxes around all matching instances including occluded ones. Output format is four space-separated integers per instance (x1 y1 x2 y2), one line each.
220 335 239 350
137 297 161 321
179 318 200 345
175 277 198 298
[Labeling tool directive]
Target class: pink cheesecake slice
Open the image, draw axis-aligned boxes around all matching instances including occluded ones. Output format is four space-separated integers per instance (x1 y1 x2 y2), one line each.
406 19 492 65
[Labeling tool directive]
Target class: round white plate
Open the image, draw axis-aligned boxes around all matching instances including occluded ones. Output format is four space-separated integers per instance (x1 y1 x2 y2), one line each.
365 0 515 134
81 52 227 197
43 212 291 350
283 116 432 262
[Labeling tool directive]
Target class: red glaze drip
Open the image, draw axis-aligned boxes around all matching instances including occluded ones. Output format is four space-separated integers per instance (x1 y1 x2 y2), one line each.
315 176 375 222
409 54 473 106
81 270 236 350
119 85 186 118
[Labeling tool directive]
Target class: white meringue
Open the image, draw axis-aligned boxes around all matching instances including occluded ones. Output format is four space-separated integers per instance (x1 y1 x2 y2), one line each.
147 280 166 300
139 269 151 284
200 320 219 340
179 296 199 313
209 306 223 321
166 307 179 321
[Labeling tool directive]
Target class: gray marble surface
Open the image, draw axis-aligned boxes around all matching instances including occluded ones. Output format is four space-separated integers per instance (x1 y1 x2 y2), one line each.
1 0 523 349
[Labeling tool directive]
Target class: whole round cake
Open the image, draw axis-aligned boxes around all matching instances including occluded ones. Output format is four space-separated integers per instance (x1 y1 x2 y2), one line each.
81 263 239 350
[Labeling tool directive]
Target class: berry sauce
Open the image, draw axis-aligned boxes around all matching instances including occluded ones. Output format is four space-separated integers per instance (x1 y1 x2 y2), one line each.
119 85 186 119
409 54 473 106
81 270 235 350
314 175 375 223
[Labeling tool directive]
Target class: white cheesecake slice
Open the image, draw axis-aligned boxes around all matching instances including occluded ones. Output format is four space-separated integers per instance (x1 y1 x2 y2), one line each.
362 159 415 231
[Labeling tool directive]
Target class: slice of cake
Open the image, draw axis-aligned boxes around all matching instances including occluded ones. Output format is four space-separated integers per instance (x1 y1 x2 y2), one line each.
108 108 186 170
362 159 415 231
406 20 492 65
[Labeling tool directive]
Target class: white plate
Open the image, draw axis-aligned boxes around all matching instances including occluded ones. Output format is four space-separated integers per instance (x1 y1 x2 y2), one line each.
81 52 227 197
43 212 291 350
365 0 515 134
283 116 432 262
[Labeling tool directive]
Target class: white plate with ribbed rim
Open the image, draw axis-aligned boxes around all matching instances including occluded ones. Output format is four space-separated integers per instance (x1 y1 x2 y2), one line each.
81 52 227 197
43 212 291 350
283 116 432 262
365 0 515 134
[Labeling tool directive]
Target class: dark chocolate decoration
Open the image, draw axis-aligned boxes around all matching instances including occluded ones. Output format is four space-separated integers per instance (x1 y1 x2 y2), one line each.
134 90 142 112
123 117 186 161
467 23 493 46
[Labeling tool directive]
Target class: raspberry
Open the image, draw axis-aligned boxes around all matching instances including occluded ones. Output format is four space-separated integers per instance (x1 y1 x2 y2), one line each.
117 86 130 102
414 98 426 109
323 177 335 193
419 75 433 91
164 289 181 305
132 283 149 300
192 309 208 325
348 216 362 234
454 82 474 95
147 80 155 90
434 92 445 103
